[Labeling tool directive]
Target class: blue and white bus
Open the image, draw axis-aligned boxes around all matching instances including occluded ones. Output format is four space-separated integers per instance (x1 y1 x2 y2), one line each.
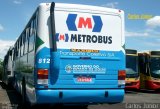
8 2 125 105
3 47 14 86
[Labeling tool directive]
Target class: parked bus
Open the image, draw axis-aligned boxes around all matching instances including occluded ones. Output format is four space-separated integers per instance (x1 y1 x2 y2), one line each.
7 2 125 105
139 51 160 90
3 47 14 86
125 49 140 90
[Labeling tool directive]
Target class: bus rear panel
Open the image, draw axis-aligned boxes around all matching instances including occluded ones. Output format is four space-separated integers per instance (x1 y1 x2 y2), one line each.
35 3 125 104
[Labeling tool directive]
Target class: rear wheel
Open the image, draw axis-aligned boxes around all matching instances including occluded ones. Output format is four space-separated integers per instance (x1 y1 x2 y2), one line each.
79 105 88 109
155 89 160 93
64 105 88 109
22 78 27 108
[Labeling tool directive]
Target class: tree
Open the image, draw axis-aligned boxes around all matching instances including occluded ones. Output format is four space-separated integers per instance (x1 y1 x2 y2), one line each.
0 58 3 80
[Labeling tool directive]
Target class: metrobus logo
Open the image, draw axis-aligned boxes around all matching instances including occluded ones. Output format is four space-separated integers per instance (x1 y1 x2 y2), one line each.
56 33 69 42
66 14 103 32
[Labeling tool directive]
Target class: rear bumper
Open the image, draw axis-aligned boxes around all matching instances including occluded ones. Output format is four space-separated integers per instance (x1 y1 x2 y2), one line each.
125 81 140 90
36 89 124 104
146 80 160 90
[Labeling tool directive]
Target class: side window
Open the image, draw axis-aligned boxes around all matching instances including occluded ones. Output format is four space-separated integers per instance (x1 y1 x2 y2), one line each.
28 19 36 52
24 29 29 54
19 37 22 57
17 41 19 57
11 49 14 61
15 44 17 58
9 50 12 61
21 34 25 56
16 43 19 57
14 44 18 58
13 48 15 61
28 35 34 52
6 54 9 65
30 20 34 36
17 42 19 57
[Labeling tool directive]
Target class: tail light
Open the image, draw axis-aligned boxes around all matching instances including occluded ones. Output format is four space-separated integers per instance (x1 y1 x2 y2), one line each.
153 82 160 86
118 70 126 86
132 82 139 85
37 69 48 84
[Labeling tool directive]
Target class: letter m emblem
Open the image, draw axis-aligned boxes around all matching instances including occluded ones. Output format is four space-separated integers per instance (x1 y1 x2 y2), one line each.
78 17 92 29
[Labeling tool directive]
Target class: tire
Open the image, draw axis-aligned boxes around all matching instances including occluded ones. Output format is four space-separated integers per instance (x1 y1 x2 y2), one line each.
22 78 27 108
79 105 88 109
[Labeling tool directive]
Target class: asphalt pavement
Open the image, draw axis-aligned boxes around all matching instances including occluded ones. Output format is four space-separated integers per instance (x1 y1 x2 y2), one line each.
0 81 160 109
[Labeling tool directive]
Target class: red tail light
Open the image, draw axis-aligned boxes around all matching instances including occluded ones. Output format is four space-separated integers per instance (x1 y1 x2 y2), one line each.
37 69 48 84
38 69 48 79
118 70 126 80
118 70 126 86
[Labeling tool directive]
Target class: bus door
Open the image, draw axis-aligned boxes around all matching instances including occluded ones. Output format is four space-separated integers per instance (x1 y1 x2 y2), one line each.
139 54 150 89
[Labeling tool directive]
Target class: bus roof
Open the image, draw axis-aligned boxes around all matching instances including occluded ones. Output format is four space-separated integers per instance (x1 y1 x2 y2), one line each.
39 2 124 15
126 49 137 54
138 51 160 56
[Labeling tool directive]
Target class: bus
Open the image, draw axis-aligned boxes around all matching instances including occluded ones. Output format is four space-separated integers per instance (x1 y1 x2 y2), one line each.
125 49 140 90
6 2 125 105
139 51 160 91
3 47 14 86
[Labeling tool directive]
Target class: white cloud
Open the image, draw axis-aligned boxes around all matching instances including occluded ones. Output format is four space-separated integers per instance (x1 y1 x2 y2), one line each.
13 0 22 4
127 16 160 38
0 24 4 32
0 39 15 59
146 16 160 28
125 31 149 37
101 2 118 8
126 16 160 51
144 41 159 47
146 28 160 36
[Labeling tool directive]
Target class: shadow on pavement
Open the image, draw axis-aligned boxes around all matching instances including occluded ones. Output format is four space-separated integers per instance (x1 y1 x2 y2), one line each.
29 105 88 109
125 89 160 94
125 90 139 94
0 81 22 108
139 89 160 94
1 82 88 109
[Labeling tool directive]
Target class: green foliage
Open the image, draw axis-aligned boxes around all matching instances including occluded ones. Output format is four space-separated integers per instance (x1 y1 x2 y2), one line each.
0 58 3 80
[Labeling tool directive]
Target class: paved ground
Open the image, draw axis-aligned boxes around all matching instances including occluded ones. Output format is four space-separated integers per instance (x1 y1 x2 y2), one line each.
0 81 160 109
124 90 160 103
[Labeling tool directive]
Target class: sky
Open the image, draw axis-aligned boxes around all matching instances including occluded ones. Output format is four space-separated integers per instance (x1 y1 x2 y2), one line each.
0 0 160 58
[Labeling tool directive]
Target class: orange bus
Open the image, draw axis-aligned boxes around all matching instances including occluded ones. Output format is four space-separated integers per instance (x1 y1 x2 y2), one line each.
139 51 160 90
125 49 140 90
